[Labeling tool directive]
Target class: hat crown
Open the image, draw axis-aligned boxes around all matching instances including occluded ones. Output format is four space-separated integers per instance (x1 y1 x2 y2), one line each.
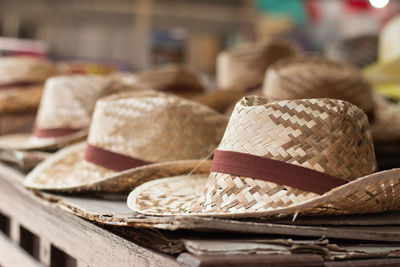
0 57 56 84
217 96 376 181
380 15 400 63
87 91 228 162
217 40 298 90
35 75 112 129
263 56 374 112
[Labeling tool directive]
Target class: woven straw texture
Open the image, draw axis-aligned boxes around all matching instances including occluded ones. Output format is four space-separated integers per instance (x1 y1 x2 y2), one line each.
115 65 205 98
217 39 298 91
263 56 374 112
0 57 57 114
127 97 400 218
0 74 125 151
24 90 228 192
325 35 378 68
262 55 400 142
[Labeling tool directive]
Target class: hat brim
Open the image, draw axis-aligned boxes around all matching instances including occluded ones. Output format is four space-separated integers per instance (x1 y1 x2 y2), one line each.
0 85 44 114
364 57 400 84
0 129 88 151
24 142 212 193
127 168 400 218
371 93 400 142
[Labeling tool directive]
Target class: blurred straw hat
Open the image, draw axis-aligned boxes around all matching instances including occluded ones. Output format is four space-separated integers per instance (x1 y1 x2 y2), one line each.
325 34 378 68
0 75 118 151
364 15 400 84
0 56 57 114
262 55 400 143
216 39 298 92
114 64 205 98
24 90 228 192
128 96 400 218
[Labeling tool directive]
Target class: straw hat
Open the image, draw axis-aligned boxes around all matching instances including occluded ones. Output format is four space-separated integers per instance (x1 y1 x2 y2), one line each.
0 56 56 114
115 65 205 98
0 74 118 151
128 96 400 218
216 39 298 92
24 90 228 192
325 35 378 68
262 55 400 143
364 15 400 84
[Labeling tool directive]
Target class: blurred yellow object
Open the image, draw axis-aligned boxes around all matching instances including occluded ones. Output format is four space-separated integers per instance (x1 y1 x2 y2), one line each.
364 15 400 84
374 83 400 102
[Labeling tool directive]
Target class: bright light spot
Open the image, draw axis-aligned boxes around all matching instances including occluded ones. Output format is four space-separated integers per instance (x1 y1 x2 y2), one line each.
369 0 390 8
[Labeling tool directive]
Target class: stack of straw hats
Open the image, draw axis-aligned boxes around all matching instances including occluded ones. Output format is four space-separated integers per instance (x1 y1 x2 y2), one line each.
0 74 134 151
0 56 57 114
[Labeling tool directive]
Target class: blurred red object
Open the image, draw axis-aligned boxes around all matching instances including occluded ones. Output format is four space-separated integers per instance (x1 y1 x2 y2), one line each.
346 0 371 10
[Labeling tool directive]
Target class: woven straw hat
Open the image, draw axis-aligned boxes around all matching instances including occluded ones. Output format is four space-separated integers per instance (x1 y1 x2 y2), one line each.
0 56 57 114
262 55 400 143
128 96 400 218
24 90 228 192
115 64 205 98
325 35 378 68
216 39 298 92
364 15 400 84
0 74 118 151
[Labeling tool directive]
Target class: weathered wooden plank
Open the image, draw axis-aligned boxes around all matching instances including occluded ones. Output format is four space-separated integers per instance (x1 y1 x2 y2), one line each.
0 164 179 267
325 257 400 266
0 231 44 267
39 237 51 266
9 218 20 244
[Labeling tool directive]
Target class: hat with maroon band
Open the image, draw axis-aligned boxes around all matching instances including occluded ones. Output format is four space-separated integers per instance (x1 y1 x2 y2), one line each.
127 96 400 218
24 90 228 193
0 74 120 151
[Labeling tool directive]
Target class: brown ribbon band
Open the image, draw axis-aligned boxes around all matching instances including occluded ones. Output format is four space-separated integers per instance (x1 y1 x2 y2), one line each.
33 126 82 138
84 143 151 172
0 81 41 90
210 150 347 195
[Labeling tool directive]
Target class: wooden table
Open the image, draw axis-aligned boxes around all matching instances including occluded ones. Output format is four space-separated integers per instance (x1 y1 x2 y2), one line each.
2 164 400 267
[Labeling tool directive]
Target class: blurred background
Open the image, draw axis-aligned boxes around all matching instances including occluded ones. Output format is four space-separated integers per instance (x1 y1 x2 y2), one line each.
0 0 398 75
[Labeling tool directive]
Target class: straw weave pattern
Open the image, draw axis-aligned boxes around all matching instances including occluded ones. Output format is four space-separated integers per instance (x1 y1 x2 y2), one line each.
192 97 376 212
88 90 228 162
130 97 390 217
263 56 374 112
132 168 400 217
